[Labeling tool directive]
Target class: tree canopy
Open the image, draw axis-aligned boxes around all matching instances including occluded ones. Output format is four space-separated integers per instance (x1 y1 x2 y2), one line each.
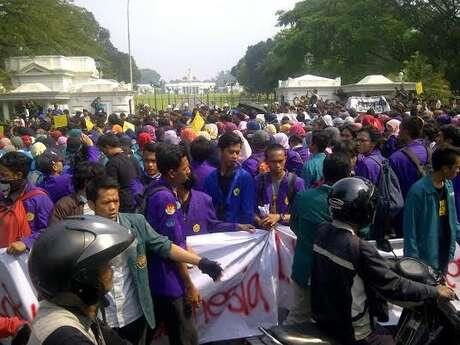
232 0 459 95
0 0 141 88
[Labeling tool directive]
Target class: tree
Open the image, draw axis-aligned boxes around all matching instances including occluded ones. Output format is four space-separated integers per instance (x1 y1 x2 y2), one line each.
214 70 236 88
0 0 141 87
139 69 161 85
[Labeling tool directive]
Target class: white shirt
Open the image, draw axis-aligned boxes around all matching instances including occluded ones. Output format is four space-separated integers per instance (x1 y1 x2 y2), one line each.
103 218 142 328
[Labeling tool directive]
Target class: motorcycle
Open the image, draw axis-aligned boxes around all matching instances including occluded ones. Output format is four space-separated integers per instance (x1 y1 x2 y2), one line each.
255 240 460 345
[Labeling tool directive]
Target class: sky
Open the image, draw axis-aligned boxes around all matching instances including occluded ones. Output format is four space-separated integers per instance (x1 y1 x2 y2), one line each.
73 0 299 81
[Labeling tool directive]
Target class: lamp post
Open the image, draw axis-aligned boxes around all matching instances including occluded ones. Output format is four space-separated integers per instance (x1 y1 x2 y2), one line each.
127 0 133 90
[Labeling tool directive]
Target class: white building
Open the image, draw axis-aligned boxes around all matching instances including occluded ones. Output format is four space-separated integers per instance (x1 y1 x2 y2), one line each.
165 80 216 95
342 75 416 97
276 74 342 103
0 55 135 121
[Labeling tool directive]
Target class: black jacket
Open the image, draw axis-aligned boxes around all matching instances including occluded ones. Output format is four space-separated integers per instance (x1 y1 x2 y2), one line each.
311 221 437 345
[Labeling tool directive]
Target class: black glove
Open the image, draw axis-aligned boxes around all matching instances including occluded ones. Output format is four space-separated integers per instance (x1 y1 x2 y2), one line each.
198 257 223 281
12 324 31 345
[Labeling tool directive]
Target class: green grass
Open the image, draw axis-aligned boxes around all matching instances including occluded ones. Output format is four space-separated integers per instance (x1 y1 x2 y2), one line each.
135 92 275 110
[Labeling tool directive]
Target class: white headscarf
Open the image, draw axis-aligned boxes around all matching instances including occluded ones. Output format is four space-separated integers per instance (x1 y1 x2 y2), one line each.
274 133 289 149
233 130 252 161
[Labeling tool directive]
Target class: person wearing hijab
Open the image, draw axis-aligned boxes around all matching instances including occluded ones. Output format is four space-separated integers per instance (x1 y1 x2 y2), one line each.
180 127 198 144
381 119 401 158
265 124 277 135
274 133 304 176
204 123 218 140
164 130 180 145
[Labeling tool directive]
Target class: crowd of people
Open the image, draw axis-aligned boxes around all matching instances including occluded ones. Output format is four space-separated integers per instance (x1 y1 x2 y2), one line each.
1 93 460 345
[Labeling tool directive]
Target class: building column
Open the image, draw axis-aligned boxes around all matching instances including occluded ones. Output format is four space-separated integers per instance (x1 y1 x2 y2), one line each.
2 102 10 122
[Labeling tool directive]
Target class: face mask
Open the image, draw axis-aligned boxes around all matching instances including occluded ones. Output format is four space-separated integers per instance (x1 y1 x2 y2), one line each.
0 179 26 196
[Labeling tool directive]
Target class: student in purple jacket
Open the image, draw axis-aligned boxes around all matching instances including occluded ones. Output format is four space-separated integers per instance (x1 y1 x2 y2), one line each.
144 144 200 345
355 126 385 185
176 175 255 236
255 144 305 229
0 152 53 254
389 116 430 198
242 130 271 178
189 137 216 192
37 149 74 203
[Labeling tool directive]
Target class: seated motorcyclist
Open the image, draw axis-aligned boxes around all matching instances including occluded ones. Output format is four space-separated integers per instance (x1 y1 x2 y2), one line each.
310 177 456 345
26 216 135 345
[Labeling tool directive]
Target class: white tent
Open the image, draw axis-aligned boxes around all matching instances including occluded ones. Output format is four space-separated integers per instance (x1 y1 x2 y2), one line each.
342 74 416 96
276 74 341 103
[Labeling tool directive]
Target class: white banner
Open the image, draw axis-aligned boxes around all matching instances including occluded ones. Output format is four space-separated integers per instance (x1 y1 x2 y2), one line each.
346 96 391 114
0 250 38 323
182 227 296 343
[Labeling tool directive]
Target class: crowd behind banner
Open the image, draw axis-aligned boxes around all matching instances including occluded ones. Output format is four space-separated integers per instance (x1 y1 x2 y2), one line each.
0 89 460 344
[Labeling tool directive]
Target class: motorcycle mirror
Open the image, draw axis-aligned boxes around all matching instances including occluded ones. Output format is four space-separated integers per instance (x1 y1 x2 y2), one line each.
376 239 394 253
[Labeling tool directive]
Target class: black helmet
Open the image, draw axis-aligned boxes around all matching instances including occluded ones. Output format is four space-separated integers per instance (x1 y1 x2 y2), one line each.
328 177 377 229
29 215 134 305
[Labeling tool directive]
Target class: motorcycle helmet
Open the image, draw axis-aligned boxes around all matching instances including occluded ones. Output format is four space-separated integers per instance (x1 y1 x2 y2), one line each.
328 177 377 229
29 215 134 305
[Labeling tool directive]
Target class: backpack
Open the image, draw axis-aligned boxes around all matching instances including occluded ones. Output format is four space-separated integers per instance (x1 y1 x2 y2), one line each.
0 189 46 248
257 172 297 210
402 145 433 178
137 185 169 215
369 157 404 217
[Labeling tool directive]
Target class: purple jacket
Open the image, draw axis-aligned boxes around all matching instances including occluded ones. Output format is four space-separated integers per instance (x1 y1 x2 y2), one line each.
87 145 101 162
191 161 216 192
292 146 310 163
355 149 384 185
38 173 74 203
145 178 185 298
286 149 304 176
453 174 460 224
255 172 305 216
183 189 236 236
22 184 53 248
242 151 265 178
390 139 429 198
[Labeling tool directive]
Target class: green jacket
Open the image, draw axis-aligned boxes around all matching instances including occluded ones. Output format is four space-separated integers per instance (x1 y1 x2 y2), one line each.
403 176 460 271
291 185 331 287
118 212 172 329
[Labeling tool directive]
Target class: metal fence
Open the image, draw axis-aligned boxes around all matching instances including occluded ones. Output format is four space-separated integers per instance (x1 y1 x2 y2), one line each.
135 92 275 110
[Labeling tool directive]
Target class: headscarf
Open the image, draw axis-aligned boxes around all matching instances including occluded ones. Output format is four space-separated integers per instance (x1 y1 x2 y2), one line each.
50 130 62 141
204 124 218 140
198 131 211 141
164 130 180 145
142 125 157 142
322 115 334 127
30 142 47 158
289 123 305 137
21 135 33 148
180 128 198 143
137 132 152 151
279 123 291 134
0 137 11 149
264 124 277 135
386 119 401 136
344 116 355 125
274 133 289 149
112 124 123 134
222 122 237 133
68 128 82 138
233 130 252 161
452 115 460 127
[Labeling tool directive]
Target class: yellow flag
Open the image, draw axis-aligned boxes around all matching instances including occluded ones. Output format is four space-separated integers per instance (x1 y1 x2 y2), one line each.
85 117 94 130
0 125 3 136
190 111 205 133
123 121 135 133
53 114 68 128
415 81 423 95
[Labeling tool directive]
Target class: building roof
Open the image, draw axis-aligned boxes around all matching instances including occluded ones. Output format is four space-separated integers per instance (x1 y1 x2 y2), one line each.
356 75 394 85
278 74 341 88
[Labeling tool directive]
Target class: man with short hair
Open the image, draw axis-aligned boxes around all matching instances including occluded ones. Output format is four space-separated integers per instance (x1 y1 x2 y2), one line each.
286 153 351 324
204 132 255 224
141 142 162 192
0 151 53 255
190 137 216 191
255 144 304 229
242 130 270 178
404 145 460 272
85 177 222 345
97 133 143 212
